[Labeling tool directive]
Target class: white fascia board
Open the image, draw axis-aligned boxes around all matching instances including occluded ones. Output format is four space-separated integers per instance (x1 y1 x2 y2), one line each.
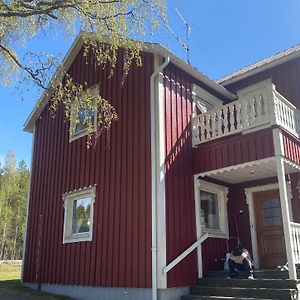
23 33 86 133
150 45 236 101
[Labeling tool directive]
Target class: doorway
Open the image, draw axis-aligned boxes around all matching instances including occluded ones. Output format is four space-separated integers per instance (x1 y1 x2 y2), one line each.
253 189 286 269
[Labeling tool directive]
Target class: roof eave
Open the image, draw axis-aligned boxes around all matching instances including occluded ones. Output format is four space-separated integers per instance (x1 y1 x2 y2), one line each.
23 33 86 133
24 34 236 133
151 45 236 100
218 48 300 86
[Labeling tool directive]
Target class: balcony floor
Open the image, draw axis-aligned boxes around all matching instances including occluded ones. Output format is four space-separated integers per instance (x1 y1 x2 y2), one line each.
197 157 300 184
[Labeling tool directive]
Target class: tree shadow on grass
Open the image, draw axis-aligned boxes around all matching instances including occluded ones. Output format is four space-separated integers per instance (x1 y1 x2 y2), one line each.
0 280 72 299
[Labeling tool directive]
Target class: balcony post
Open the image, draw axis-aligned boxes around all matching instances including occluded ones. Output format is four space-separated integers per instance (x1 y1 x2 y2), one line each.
273 128 297 280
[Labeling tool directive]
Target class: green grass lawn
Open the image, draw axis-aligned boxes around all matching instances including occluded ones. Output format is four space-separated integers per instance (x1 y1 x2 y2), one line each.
0 261 72 299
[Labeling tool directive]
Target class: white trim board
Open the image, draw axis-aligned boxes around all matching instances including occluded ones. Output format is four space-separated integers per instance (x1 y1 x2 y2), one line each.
245 182 292 269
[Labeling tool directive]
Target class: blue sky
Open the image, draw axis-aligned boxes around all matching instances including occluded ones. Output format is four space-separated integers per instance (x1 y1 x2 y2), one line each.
1 0 300 167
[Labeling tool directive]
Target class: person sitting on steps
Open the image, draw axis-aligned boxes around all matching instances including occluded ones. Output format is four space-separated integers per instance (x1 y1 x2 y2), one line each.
228 246 254 279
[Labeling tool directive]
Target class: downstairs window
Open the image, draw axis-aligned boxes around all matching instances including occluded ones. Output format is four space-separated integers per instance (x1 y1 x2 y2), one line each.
198 180 228 237
63 186 96 243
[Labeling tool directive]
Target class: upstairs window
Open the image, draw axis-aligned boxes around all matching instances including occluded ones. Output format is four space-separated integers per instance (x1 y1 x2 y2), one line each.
69 85 99 142
192 84 223 115
63 186 96 243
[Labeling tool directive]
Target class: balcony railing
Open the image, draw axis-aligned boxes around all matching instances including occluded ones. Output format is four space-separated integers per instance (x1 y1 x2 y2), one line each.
192 79 300 146
291 222 300 264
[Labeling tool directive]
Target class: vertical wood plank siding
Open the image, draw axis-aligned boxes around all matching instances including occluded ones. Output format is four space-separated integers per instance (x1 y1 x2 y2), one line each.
224 56 300 109
163 64 233 287
282 130 300 165
164 64 197 287
193 128 275 174
23 48 153 288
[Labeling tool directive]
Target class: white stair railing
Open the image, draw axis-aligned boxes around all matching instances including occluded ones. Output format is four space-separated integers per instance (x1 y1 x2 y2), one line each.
192 80 300 146
290 222 300 264
163 232 209 274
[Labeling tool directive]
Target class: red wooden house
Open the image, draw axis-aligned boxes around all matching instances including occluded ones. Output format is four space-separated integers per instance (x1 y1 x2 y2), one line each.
22 33 300 300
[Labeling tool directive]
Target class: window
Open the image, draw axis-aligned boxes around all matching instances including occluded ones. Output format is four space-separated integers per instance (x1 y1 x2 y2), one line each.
261 198 282 227
200 190 220 230
63 186 96 243
198 180 228 237
192 84 223 116
69 85 99 142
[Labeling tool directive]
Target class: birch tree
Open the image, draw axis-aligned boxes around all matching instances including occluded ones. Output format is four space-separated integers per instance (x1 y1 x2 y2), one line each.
0 0 167 145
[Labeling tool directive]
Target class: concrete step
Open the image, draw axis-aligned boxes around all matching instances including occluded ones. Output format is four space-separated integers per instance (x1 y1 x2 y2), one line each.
190 286 296 300
197 278 298 289
182 296 281 300
206 270 300 280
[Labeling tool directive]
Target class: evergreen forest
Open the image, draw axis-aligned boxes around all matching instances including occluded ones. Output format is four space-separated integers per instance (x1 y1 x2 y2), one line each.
0 151 30 260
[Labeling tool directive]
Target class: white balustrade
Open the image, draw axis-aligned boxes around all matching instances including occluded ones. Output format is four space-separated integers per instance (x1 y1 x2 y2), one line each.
290 222 300 264
192 80 300 146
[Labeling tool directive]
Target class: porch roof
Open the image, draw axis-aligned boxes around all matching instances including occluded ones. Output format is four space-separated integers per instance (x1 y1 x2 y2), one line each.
197 157 300 184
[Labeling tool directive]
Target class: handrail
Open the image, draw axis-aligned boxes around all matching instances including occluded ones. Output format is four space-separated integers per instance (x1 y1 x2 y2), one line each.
290 222 300 228
163 232 209 274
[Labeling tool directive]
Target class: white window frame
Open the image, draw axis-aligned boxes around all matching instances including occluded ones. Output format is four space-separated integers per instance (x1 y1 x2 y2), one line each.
196 179 229 239
69 85 99 142
63 186 96 244
192 84 223 116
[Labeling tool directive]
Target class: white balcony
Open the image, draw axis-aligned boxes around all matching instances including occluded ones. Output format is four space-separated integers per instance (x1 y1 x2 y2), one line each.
192 79 300 146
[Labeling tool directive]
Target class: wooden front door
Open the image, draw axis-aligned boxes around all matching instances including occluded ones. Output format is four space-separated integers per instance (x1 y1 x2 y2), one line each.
254 189 286 269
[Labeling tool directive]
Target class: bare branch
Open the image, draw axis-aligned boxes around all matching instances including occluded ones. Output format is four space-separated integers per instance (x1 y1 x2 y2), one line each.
0 43 47 89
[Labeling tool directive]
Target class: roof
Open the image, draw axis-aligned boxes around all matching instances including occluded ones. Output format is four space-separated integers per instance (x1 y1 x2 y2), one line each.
23 32 236 133
217 44 300 86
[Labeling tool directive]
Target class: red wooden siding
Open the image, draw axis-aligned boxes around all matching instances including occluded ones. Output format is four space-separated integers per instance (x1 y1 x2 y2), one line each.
193 128 275 174
163 64 231 287
201 238 227 276
23 48 153 288
164 64 197 287
282 130 300 165
224 56 300 109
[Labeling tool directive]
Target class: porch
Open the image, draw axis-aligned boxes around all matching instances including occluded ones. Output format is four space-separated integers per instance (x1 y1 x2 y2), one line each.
192 79 300 280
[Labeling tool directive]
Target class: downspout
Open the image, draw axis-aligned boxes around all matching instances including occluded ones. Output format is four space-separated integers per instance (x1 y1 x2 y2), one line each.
150 54 170 300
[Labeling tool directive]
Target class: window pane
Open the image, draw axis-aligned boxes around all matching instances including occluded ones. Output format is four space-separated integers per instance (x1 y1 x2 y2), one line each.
272 207 280 217
75 108 95 134
263 217 273 227
262 200 270 209
263 208 272 217
72 197 91 234
200 191 220 230
273 216 282 226
271 198 278 208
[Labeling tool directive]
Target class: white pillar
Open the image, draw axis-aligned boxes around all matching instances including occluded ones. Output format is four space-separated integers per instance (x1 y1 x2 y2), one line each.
276 157 297 280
